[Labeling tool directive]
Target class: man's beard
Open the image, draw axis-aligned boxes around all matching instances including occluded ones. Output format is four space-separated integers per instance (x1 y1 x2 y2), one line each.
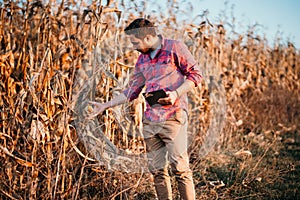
136 48 154 54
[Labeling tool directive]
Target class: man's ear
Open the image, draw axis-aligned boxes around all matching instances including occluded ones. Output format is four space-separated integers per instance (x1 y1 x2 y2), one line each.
144 35 152 43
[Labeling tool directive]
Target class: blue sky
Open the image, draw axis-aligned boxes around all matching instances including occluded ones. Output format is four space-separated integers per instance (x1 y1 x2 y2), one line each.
190 0 300 49
120 0 300 48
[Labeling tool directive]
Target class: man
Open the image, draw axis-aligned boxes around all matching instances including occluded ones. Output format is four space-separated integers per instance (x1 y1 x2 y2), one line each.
88 18 202 200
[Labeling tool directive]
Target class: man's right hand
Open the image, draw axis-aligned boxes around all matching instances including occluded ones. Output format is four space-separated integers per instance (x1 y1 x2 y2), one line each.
87 101 107 119
86 93 127 119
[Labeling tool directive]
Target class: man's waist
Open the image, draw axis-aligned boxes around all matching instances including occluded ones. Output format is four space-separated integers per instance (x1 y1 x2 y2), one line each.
144 99 188 122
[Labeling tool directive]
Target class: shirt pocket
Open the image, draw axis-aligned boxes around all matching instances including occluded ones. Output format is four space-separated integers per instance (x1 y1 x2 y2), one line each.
155 58 176 76
160 57 172 65
140 63 153 80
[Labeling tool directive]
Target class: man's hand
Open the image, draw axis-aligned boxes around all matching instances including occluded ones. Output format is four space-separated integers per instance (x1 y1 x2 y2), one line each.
158 79 195 106
87 101 108 119
158 91 178 105
86 93 127 119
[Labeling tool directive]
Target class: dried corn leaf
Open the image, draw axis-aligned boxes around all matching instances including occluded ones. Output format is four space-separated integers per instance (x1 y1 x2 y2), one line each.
29 119 48 143
0 146 35 167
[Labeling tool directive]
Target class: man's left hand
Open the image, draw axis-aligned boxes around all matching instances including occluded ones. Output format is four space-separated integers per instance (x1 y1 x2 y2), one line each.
158 91 178 105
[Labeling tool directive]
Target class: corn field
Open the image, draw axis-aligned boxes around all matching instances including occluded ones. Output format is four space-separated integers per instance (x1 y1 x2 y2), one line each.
0 0 299 199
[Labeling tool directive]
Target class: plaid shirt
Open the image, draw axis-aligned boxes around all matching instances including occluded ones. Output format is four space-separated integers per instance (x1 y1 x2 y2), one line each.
123 35 202 122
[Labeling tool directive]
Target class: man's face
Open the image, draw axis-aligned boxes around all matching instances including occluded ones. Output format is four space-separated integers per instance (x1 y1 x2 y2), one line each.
129 35 151 54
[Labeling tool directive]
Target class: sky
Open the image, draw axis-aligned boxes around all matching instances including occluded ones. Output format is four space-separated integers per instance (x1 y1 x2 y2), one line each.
190 0 300 49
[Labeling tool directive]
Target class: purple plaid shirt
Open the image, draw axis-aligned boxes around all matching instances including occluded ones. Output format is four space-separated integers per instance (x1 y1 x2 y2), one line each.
123 35 202 122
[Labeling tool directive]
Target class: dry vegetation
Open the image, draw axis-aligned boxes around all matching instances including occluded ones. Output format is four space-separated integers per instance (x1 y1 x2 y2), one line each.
0 0 299 199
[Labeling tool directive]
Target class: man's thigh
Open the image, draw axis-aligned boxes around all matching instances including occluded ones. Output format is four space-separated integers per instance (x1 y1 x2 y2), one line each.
143 109 189 170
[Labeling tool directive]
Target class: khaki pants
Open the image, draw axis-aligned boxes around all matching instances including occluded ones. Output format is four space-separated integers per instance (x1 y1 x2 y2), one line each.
143 109 195 200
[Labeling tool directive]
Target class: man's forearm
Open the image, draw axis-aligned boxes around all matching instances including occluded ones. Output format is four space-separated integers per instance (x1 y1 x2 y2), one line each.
103 93 128 109
175 79 195 97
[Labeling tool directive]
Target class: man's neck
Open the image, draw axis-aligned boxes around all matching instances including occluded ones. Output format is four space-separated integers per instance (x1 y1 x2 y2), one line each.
149 36 162 58
151 36 161 50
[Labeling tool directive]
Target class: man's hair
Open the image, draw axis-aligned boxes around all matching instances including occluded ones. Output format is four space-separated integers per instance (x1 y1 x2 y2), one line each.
124 18 156 39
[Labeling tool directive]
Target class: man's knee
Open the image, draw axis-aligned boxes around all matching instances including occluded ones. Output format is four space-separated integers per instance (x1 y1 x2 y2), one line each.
150 167 169 177
170 162 192 178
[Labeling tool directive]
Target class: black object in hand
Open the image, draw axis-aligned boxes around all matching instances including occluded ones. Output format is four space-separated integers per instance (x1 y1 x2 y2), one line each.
143 89 167 107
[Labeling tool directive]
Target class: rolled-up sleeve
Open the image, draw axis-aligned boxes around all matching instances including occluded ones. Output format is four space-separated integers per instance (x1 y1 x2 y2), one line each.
174 41 202 86
123 63 145 101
